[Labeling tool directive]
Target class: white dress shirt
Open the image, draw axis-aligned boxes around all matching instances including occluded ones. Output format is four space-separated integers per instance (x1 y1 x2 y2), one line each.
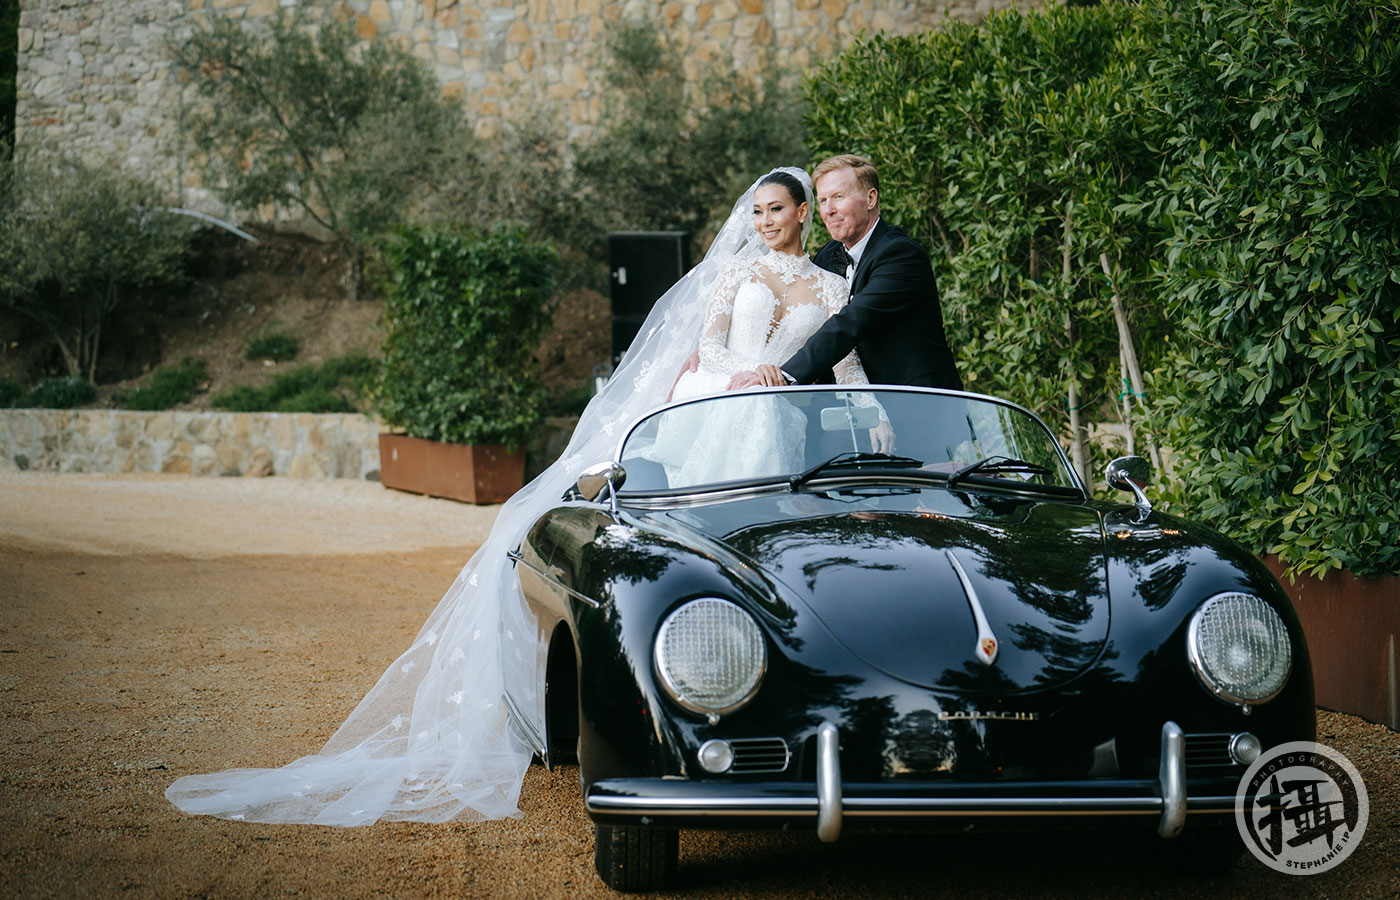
842 217 880 288
781 218 882 383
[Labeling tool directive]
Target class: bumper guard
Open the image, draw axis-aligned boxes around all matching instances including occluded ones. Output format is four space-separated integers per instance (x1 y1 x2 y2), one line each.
586 720 1219 841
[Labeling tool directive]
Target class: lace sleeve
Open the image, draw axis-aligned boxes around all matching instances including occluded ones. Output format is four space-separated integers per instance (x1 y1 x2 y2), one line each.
698 261 758 376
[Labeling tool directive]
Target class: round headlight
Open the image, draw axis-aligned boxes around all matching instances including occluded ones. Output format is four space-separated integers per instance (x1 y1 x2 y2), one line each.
1187 592 1293 705
655 598 766 717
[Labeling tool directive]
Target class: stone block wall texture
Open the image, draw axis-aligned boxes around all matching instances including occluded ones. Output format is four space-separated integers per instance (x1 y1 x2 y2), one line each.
16 0 1041 217
0 409 383 479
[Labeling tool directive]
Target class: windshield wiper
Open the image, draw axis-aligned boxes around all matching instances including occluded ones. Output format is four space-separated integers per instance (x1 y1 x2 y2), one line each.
945 455 1054 489
789 451 925 492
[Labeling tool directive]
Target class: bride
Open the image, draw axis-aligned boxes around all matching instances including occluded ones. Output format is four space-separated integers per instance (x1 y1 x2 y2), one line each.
643 170 876 485
165 166 874 826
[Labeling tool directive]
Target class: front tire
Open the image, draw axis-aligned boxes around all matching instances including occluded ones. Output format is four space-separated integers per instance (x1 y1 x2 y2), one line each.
593 823 678 891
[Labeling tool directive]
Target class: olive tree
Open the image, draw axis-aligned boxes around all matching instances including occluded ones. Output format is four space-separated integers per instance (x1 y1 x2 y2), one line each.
171 13 470 298
0 155 192 381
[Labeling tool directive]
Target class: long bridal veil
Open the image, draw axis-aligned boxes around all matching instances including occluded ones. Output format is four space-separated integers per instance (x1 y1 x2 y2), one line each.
166 166 815 825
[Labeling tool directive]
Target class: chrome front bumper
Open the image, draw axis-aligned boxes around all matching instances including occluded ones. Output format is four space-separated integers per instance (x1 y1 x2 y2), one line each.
585 721 1232 841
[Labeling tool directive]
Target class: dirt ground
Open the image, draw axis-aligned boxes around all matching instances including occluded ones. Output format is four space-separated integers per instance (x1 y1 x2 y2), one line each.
1 472 1396 900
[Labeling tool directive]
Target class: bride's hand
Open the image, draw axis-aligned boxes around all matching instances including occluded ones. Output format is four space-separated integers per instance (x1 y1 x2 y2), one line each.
668 350 700 400
727 370 762 390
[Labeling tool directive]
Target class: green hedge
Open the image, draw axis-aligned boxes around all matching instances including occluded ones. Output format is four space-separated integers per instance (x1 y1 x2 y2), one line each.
806 0 1400 578
376 225 557 450
1143 0 1400 578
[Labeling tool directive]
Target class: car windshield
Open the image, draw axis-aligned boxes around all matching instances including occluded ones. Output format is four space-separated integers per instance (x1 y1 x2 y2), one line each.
616 388 1080 495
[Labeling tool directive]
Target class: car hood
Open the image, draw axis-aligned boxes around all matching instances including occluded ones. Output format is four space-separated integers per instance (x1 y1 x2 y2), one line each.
645 488 1109 695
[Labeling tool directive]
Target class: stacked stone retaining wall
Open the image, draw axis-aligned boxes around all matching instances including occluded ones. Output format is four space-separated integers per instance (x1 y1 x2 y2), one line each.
0 409 382 479
16 0 1042 217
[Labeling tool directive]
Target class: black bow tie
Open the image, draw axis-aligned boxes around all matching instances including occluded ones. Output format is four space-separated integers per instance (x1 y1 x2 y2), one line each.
830 245 854 274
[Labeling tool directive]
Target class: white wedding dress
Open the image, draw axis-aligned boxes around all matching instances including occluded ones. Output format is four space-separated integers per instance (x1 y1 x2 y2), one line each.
165 167 850 827
645 252 872 485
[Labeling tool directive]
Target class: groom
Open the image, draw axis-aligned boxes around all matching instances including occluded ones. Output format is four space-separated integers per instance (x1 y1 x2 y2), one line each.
730 154 962 392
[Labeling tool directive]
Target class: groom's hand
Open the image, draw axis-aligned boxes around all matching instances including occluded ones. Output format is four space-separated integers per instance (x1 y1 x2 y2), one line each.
755 365 786 386
870 420 896 455
727 370 762 390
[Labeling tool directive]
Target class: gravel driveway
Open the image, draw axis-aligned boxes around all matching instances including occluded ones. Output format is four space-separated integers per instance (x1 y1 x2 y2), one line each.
1 471 1395 899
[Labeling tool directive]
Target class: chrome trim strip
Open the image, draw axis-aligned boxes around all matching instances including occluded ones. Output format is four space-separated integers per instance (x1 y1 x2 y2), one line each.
502 690 546 761
845 797 1160 813
513 557 601 609
587 795 818 814
946 550 999 666
816 721 842 842
584 794 1240 818
1158 720 1186 838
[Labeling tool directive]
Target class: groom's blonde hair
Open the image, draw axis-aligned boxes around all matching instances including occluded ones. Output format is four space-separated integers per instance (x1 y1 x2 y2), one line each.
813 154 879 195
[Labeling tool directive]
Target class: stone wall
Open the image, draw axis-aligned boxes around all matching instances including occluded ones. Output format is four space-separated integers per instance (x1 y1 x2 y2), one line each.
0 409 382 478
16 0 1042 216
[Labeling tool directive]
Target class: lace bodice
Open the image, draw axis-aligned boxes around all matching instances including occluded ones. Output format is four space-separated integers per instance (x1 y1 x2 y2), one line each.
699 253 869 384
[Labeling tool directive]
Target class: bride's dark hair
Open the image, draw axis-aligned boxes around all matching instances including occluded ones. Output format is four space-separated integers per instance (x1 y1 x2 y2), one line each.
756 170 808 208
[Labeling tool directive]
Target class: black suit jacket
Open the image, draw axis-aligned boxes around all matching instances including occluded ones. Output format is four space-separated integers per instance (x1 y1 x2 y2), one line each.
783 219 961 389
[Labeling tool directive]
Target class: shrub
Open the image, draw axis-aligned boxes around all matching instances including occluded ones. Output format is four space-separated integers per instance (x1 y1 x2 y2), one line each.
0 376 22 407
212 354 375 413
115 358 207 410
244 331 299 362
26 376 95 409
376 225 557 449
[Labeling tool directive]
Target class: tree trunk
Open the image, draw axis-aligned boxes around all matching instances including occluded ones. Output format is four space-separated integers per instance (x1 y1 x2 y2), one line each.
345 247 365 301
1063 203 1088 488
1100 253 1163 473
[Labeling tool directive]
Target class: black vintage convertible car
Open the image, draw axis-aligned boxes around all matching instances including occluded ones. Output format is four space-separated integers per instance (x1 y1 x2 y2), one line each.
507 387 1314 891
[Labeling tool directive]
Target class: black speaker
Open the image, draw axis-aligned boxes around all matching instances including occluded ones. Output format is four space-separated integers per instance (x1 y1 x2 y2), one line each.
609 232 690 362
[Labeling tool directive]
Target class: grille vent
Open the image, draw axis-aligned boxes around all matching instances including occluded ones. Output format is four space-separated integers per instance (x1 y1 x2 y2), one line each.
728 737 790 774
1184 733 1238 769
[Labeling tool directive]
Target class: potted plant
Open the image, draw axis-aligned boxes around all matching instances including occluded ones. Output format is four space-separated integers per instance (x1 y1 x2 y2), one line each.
375 224 558 504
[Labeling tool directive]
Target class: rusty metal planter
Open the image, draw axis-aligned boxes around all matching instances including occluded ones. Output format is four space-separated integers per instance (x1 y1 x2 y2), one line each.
1263 555 1400 731
378 433 524 505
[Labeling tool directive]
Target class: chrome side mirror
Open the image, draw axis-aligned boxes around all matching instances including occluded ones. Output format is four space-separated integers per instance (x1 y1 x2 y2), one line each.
576 461 627 504
1106 455 1153 514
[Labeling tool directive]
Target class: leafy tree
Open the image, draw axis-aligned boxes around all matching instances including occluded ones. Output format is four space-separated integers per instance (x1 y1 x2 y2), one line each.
571 22 810 262
171 13 471 298
0 155 192 381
